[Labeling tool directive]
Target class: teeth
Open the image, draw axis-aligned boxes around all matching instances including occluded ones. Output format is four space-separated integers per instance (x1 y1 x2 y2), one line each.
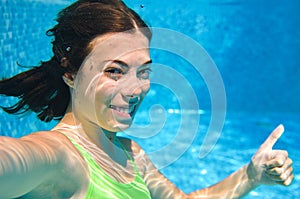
110 105 135 114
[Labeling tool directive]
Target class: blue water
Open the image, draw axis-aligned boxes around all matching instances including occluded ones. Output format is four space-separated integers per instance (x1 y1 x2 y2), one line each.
1 0 299 198
142 111 300 198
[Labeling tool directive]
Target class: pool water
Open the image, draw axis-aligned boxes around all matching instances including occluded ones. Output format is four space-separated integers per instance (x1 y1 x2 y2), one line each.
139 111 300 198
1 0 299 198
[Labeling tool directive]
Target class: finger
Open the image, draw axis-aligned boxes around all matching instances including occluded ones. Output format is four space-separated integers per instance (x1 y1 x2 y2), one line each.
282 173 294 186
281 166 294 182
265 165 293 182
273 167 294 186
259 124 284 151
264 150 288 169
265 157 292 175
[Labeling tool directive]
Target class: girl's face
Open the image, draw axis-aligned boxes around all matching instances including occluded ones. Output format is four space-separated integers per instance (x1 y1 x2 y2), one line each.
72 31 152 132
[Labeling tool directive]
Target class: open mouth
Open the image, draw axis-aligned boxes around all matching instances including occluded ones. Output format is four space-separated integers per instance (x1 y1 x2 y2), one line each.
109 105 136 116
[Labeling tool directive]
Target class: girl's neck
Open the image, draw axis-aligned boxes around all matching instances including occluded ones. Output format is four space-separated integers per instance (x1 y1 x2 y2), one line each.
56 106 118 152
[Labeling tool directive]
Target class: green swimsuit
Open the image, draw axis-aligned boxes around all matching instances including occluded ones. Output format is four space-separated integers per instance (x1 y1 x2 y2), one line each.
67 137 152 199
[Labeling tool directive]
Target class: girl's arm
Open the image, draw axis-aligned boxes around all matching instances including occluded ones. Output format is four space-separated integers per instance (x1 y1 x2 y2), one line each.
0 131 77 198
143 125 294 199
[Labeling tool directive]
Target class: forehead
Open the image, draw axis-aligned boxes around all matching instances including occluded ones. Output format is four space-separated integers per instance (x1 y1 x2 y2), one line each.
88 31 150 61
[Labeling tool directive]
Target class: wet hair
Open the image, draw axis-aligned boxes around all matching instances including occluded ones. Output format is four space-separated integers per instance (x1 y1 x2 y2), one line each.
0 0 151 122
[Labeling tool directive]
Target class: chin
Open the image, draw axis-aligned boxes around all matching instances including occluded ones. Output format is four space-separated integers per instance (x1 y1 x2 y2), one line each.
106 122 132 132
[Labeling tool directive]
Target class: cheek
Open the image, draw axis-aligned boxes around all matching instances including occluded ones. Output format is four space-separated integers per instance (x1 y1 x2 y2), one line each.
95 79 118 102
141 80 150 95
93 87 115 129
93 79 119 119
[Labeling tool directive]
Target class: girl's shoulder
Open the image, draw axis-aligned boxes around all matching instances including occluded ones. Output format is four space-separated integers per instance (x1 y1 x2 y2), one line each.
19 131 89 198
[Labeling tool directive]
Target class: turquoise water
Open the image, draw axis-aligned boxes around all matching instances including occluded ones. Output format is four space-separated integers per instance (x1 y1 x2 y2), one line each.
137 111 300 198
1 0 299 198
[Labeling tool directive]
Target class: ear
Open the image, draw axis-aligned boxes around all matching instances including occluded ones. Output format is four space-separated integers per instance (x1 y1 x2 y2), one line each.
62 73 75 88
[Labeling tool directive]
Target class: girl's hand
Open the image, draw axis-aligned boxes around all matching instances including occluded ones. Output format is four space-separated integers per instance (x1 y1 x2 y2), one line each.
247 125 294 186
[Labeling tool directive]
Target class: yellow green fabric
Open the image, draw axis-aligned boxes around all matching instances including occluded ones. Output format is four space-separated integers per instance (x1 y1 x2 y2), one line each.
69 138 152 199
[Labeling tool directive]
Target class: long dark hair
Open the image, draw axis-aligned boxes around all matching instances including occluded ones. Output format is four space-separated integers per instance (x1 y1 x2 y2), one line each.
0 0 151 122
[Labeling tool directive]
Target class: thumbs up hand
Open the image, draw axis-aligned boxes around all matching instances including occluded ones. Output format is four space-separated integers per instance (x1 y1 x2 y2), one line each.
247 125 294 186
247 124 294 186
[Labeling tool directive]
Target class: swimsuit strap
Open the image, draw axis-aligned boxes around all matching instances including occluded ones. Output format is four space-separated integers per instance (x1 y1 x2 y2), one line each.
115 138 142 176
54 128 151 199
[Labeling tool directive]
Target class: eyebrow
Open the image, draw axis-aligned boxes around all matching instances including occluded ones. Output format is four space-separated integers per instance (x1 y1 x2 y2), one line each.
109 59 152 68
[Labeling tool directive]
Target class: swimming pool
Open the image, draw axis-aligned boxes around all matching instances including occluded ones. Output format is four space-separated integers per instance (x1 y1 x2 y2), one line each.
1 0 299 198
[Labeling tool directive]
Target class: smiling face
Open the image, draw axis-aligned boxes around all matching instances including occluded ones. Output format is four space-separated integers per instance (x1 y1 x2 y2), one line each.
72 31 152 132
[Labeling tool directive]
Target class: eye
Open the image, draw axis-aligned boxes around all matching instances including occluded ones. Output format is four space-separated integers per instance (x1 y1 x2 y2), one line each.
138 68 152 80
104 67 125 81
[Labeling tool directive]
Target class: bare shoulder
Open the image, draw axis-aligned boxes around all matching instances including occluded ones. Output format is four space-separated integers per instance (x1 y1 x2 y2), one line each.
19 131 89 197
21 130 70 142
21 130 87 165
19 131 68 154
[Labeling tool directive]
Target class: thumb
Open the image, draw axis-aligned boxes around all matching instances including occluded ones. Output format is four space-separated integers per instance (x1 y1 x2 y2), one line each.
258 124 284 152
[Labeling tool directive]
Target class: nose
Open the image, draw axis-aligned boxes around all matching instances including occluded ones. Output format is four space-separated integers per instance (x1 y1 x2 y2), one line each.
118 72 149 101
122 77 143 98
